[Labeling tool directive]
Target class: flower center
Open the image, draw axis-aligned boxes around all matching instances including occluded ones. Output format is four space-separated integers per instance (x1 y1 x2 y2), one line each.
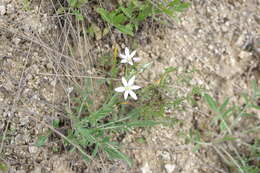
125 86 131 91
127 57 132 62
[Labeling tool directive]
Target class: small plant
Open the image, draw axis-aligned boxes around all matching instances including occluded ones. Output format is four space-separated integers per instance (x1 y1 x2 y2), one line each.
59 0 189 36
184 81 260 173
23 0 31 11
59 47 166 165
97 0 190 36
34 120 60 147
64 83 159 165
57 0 88 21
58 45 196 165
67 0 88 8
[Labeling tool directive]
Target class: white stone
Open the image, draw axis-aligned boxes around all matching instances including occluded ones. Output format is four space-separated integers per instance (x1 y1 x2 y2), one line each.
29 146 38 154
12 37 21 45
164 164 176 173
160 151 171 161
141 162 152 173
0 5 6 15
6 4 14 14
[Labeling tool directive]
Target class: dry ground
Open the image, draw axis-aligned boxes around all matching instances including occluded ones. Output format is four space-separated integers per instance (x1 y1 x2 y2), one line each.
0 0 260 172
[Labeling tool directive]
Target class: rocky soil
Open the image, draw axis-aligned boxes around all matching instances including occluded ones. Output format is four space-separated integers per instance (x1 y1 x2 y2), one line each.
128 0 260 172
0 0 260 172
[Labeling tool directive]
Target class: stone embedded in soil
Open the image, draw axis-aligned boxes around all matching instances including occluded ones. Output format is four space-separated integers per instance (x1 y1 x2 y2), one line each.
6 4 14 14
159 151 171 161
0 5 6 15
28 146 38 154
51 156 75 173
141 163 152 173
12 37 21 45
164 164 176 173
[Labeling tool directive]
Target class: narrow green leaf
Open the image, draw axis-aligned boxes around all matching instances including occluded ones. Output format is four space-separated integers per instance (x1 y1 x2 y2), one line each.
169 1 190 12
115 24 134 36
84 94 118 125
52 119 60 128
92 144 99 157
120 6 133 18
68 0 77 8
114 13 127 24
214 136 237 143
211 108 232 125
35 135 48 147
97 8 134 36
67 0 88 8
161 7 174 16
204 94 218 112
136 4 153 22
222 108 233 118
104 145 132 166
192 143 201 152
241 112 255 117
252 104 260 110
242 93 250 104
139 62 153 73
126 120 159 128
219 98 229 112
165 66 177 73
220 120 228 132
77 127 96 143
96 8 113 24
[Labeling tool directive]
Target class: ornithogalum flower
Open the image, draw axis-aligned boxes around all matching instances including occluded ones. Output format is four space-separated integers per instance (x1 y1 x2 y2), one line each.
115 76 141 100
119 47 141 65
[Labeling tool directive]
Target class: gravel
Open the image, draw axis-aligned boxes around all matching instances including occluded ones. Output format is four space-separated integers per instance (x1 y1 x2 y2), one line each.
0 0 259 172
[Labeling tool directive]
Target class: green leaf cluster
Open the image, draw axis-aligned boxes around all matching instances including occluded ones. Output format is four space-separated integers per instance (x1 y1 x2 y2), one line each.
97 0 190 36
67 0 88 8
63 78 160 165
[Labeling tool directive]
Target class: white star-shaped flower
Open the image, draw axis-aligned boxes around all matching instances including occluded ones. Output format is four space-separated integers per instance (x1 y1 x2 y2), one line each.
119 47 141 65
115 76 141 100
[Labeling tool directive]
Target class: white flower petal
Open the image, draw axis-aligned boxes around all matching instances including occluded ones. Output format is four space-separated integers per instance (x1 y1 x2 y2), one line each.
125 47 129 56
121 59 127 63
130 50 136 58
128 76 136 86
131 85 141 90
122 77 128 86
129 90 137 100
128 60 134 65
124 90 129 100
133 57 141 62
115 87 125 92
119 54 126 59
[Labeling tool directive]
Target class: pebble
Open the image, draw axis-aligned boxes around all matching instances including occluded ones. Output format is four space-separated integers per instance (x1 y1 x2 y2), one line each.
12 37 21 45
0 5 6 15
164 164 176 173
141 163 152 173
160 151 171 161
6 4 14 14
29 146 38 154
